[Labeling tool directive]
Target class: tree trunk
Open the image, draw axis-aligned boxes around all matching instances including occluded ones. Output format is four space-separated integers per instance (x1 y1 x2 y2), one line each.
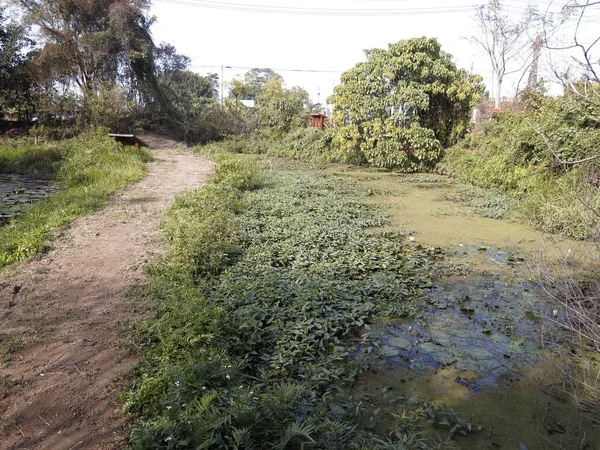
495 73 502 109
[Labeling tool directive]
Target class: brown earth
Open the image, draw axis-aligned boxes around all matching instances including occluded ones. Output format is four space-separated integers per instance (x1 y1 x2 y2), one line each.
0 135 214 449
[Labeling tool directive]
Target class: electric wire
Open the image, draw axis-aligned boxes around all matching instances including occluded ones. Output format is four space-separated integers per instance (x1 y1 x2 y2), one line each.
154 0 482 16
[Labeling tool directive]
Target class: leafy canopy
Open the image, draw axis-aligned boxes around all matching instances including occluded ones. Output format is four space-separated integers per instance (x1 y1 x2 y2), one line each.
329 37 484 171
0 6 36 119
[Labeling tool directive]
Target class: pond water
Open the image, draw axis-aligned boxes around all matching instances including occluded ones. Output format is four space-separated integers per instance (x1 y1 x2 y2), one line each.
349 247 600 449
330 169 600 449
0 174 57 224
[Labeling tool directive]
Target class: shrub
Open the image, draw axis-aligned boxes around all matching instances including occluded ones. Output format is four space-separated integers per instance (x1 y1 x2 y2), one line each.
442 94 600 239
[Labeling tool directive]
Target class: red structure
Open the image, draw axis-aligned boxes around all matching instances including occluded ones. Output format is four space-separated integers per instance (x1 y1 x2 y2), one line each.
310 113 328 130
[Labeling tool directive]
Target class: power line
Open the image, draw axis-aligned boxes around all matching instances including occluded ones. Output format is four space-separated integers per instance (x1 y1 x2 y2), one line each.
190 64 345 74
154 0 478 16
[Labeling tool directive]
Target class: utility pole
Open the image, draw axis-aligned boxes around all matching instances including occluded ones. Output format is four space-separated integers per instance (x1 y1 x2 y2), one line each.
527 34 543 89
220 64 224 108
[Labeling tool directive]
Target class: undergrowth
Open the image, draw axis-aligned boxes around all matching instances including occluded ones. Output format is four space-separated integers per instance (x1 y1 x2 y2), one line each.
124 150 456 449
0 130 152 271
442 94 600 239
198 127 339 163
0 140 64 178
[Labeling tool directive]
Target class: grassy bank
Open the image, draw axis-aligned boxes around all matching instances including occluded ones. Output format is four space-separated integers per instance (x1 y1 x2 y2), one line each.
0 131 152 271
123 151 447 449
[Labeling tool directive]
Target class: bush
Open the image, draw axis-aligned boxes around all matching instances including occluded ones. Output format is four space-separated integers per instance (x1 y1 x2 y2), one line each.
442 94 600 239
210 154 267 191
196 127 338 163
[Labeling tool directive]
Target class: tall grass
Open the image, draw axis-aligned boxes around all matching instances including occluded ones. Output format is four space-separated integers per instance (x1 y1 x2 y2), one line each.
0 131 152 271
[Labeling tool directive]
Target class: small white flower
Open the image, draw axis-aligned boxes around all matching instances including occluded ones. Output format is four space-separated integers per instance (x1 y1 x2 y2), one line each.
165 436 172 442
226 374 231 380
175 381 180 387
166 406 172 410
202 387 206 390
409 236 416 242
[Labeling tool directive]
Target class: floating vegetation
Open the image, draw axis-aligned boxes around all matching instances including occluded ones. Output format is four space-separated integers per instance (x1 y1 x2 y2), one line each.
0 174 57 224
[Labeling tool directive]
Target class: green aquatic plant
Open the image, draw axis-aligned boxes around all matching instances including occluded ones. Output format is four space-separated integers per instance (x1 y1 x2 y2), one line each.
124 151 441 448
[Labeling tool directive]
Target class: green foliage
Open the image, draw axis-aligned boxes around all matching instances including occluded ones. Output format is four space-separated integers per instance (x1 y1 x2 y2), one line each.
443 93 600 238
0 140 63 178
198 128 336 163
125 150 440 448
159 70 218 119
256 78 310 133
0 334 22 364
210 154 267 191
85 82 132 131
329 37 484 171
0 131 152 270
0 6 35 120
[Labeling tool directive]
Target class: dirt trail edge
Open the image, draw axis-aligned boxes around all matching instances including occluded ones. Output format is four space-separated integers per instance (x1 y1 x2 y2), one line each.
0 137 214 449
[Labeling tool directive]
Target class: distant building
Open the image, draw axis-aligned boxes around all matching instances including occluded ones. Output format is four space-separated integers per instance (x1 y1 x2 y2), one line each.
310 113 328 130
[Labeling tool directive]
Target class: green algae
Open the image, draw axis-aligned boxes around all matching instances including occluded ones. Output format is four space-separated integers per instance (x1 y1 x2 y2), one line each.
330 168 600 448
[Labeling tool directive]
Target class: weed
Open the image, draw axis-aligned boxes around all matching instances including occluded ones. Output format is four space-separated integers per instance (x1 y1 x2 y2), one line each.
0 335 22 364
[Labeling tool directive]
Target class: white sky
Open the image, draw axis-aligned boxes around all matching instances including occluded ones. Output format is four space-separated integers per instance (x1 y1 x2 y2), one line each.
148 0 598 108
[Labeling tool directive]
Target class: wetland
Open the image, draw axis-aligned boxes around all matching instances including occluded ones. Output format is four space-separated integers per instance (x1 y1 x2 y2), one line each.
337 168 600 449
0 173 57 224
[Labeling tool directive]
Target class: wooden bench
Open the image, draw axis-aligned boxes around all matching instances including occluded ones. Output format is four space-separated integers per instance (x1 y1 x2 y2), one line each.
108 134 149 149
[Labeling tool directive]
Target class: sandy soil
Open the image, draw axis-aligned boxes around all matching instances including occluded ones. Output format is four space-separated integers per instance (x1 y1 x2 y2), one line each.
0 135 214 449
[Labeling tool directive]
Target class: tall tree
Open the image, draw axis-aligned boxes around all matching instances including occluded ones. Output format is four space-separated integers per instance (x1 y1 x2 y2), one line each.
154 42 191 75
0 6 35 120
541 0 599 96
243 68 279 100
471 0 535 108
160 70 218 117
256 77 309 132
12 0 171 120
329 37 484 171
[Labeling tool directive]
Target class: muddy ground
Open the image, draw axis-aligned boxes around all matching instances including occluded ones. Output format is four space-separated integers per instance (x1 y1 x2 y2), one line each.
0 136 214 450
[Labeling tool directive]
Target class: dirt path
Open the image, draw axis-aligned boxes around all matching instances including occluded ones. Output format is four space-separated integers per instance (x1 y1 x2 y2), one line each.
0 137 214 449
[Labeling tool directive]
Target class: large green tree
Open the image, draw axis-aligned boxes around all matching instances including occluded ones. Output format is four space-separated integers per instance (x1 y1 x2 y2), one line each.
256 76 309 132
329 37 484 171
0 7 35 120
12 0 171 123
160 70 218 117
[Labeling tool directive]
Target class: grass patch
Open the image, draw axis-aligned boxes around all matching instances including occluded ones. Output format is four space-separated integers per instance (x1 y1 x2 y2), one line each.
0 334 22 365
0 131 152 271
0 140 63 178
124 148 445 448
445 184 514 219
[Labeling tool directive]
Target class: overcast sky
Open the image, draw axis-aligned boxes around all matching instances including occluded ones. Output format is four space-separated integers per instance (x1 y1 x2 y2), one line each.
148 0 598 107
